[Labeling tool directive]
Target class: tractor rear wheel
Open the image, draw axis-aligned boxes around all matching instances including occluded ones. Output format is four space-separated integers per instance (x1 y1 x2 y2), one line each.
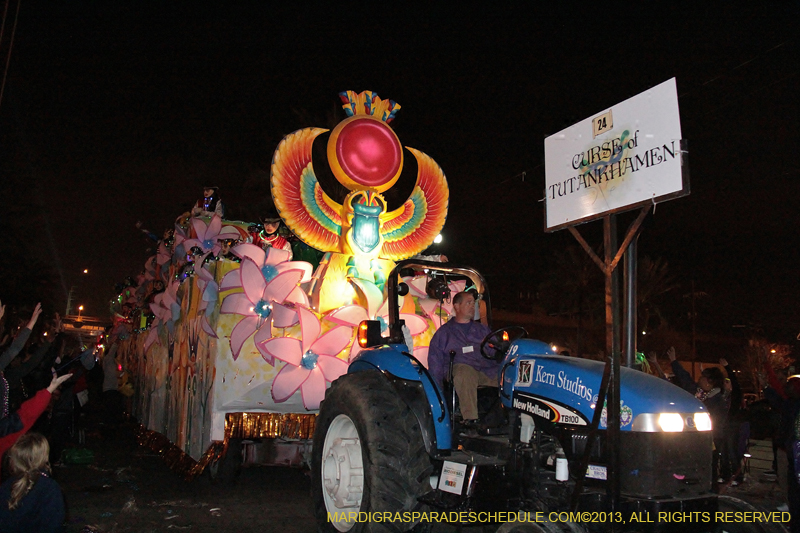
312 370 433 532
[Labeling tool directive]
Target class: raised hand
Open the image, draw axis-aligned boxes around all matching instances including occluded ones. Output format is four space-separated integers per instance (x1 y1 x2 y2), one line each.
667 346 677 362
47 373 73 393
26 303 43 329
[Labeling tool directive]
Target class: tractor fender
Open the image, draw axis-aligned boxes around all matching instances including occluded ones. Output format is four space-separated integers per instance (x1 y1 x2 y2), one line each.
348 344 452 451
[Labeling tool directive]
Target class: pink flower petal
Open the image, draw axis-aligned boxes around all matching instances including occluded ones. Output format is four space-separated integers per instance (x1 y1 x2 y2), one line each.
220 293 256 316
404 276 428 297
201 316 218 338
300 368 327 410
297 307 321 354
311 326 353 357
275 261 313 283
218 225 241 240
190 218 209 240
264 247 291 265
253 323 274 364
272 364 310 403
229 316 259 360
327 305 368 327
272 302 299 328
418 297 437 314
285 286 309 307
262 337 302 366
219 270 241 290
350 278 383 318
240 258 267 305
449 280 467 294
317 355 348 382
400 313 429 337
207 215 222 238
197 264 213 284
262 269 305 305
233 243 265 266
183 238 202 251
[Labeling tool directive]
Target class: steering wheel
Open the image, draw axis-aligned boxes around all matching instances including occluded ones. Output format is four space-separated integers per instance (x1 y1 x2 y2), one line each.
480 326 528 360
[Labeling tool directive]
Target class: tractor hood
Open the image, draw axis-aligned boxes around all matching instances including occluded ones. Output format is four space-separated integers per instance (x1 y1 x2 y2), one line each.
500 339 709 432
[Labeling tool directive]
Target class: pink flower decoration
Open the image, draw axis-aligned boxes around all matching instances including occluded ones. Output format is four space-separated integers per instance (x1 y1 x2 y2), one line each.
145 281 181 352
327 301 428 361
260 304 351 410
220 245 312 297
184 215 240 256
412 346 429 368
404 275 466 328
219 256 308 361
220 244 313 313
195 253 219 338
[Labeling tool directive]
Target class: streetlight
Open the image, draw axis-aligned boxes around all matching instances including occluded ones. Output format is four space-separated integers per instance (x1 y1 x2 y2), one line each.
77 305 84 319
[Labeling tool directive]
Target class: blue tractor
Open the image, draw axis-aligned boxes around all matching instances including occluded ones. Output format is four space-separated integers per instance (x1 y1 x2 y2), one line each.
311 261 782 533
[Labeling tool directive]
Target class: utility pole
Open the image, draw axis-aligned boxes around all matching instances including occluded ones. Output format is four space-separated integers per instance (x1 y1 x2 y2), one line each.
691 279 697 380
66 286 75 316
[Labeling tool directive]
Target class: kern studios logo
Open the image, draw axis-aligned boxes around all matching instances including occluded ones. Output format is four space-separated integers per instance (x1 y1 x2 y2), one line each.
516 359 534 386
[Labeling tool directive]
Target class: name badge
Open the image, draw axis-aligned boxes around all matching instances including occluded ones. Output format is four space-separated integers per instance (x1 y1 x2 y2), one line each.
463 346 474 354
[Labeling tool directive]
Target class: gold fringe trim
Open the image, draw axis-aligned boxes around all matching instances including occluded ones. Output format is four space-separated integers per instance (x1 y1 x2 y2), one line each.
135 425 226 481
134 412 316 480
225 412 316 440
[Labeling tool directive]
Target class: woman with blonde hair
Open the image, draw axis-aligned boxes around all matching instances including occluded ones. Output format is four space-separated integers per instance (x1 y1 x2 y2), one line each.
0 432 65 532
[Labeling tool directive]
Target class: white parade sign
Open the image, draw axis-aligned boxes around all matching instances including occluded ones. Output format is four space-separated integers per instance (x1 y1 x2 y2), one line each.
544 78 688 231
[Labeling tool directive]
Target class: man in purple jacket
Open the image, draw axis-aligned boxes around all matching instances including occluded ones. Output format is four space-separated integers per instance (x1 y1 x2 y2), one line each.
428 291 497 424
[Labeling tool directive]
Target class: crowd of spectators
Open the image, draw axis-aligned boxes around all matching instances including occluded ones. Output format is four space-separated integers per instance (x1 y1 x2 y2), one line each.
0 299 114 532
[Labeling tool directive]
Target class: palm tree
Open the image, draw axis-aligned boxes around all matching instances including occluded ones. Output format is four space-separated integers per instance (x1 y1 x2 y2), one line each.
537 245 603 356
637 256 680 336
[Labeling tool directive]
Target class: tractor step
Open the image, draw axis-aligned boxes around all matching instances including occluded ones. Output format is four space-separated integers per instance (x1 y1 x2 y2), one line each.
434 449 506 467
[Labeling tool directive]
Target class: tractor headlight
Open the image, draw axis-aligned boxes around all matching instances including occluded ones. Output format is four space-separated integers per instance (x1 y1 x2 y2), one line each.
693 412 712 431
658 413 685 432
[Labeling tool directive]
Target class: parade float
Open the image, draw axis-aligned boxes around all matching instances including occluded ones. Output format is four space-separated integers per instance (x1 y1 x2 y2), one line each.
111 91 457 477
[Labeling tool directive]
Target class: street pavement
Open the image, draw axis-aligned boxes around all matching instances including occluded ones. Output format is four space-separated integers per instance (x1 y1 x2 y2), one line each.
50 410 789 533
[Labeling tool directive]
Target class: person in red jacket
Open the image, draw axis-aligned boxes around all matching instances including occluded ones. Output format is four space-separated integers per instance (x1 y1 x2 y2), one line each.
0 373 72 480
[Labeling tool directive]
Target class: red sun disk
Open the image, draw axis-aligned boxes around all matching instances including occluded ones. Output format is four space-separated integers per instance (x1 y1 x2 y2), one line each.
335 119 402 188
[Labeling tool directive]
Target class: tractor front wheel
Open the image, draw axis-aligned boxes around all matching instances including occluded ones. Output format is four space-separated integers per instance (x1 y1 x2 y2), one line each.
312 371 433 532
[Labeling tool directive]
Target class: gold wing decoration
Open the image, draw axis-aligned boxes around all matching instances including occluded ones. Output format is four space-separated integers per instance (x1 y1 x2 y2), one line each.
380 147 449 261
270 127 343 253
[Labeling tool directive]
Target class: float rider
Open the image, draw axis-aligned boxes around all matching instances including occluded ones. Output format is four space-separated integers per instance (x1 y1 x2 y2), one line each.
255 213 293 260
191 186 224 218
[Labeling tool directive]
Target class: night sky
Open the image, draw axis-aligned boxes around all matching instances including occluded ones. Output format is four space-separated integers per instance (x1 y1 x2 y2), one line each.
0 4 797 344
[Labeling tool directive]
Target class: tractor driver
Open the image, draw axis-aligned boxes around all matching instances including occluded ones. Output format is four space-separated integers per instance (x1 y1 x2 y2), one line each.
428 291 498 426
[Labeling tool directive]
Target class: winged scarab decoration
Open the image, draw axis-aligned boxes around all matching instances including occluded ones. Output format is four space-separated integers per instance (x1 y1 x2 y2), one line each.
271 90 448 261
